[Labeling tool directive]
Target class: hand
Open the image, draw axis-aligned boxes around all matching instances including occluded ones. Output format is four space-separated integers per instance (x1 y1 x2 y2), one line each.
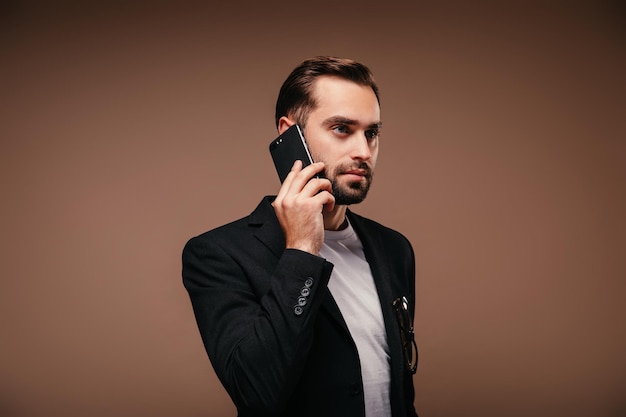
272 160 335 255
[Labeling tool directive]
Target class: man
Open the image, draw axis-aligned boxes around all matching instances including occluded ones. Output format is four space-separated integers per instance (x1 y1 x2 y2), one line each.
183 56 418 417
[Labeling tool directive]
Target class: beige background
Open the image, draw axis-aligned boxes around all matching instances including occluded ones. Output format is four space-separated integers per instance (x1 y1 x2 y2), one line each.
1 1 624 416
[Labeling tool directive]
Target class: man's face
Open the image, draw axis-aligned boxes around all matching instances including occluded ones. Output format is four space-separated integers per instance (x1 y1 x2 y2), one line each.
302 76 381 205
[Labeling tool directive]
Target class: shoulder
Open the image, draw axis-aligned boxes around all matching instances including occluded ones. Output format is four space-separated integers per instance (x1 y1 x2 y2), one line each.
187 216 249 243
181 217 250 269
184 196 276 249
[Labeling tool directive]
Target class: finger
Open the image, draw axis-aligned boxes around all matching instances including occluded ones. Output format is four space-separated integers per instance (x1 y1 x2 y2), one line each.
288 161 325 192
312 190 335 212
300 177 333 197
275 160 303 201
300 161 325 176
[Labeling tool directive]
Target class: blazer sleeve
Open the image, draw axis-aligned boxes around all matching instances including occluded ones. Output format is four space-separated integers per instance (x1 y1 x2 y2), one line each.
182 234 334 415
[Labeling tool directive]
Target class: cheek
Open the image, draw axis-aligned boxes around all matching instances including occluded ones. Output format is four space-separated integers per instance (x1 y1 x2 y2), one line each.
309 149 324 164
310 144 339 166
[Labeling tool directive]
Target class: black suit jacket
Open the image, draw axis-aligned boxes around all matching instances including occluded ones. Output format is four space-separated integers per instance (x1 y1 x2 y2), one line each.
183 197 418 417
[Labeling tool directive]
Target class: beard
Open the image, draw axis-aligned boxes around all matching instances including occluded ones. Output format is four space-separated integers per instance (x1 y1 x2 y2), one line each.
323 161 374 205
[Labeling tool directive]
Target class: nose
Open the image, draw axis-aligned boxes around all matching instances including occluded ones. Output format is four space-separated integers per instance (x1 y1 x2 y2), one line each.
350 132 372 161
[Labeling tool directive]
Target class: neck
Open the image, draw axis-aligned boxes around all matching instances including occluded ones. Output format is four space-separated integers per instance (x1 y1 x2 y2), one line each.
324 205 349 231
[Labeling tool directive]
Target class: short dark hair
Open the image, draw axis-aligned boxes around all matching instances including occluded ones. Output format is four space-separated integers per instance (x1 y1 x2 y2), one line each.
275 56 380 128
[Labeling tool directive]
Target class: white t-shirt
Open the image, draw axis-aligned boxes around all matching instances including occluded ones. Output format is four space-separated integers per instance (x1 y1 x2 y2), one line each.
319 220 391 417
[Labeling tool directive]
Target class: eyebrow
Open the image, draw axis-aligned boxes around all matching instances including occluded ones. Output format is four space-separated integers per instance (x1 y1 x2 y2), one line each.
323 116 382 129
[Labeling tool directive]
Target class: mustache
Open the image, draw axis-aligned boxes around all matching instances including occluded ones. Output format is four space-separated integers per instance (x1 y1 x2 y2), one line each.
322 161 373 180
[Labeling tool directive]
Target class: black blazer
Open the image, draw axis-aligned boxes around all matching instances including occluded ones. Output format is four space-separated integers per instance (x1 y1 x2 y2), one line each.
183 196 418 417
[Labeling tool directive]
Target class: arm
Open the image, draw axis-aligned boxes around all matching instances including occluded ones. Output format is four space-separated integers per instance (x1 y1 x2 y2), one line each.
183 161 335 414
183 239 333 414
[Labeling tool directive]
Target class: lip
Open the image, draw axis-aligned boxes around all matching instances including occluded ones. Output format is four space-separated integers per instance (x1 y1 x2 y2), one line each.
343 169 367 176
341 170 368 181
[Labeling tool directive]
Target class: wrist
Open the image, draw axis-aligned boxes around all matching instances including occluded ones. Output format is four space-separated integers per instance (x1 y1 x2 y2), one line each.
285 240 320 256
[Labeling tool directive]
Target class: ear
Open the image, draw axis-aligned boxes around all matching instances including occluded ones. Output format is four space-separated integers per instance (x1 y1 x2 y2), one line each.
277 116 295 135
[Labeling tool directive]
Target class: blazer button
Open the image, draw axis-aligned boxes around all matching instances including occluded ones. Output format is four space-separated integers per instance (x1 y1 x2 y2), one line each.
305 277 314 288
294 306 303 316
297 296 307 306
300 287 310 297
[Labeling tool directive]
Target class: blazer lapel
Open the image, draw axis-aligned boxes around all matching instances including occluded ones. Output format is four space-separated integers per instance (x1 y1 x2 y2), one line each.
249 196 285 258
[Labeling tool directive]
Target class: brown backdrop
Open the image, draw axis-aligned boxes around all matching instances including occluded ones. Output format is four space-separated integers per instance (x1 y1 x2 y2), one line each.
1 1 624 416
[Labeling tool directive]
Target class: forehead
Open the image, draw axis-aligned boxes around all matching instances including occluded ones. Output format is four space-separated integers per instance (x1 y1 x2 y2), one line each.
310 76 380 123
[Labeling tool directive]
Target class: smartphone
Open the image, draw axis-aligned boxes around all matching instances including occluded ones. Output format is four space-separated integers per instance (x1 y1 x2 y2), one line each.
269 124 316 183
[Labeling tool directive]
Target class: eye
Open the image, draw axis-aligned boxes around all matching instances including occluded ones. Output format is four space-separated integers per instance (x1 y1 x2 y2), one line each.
365 129 380 140
332 124 350 135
